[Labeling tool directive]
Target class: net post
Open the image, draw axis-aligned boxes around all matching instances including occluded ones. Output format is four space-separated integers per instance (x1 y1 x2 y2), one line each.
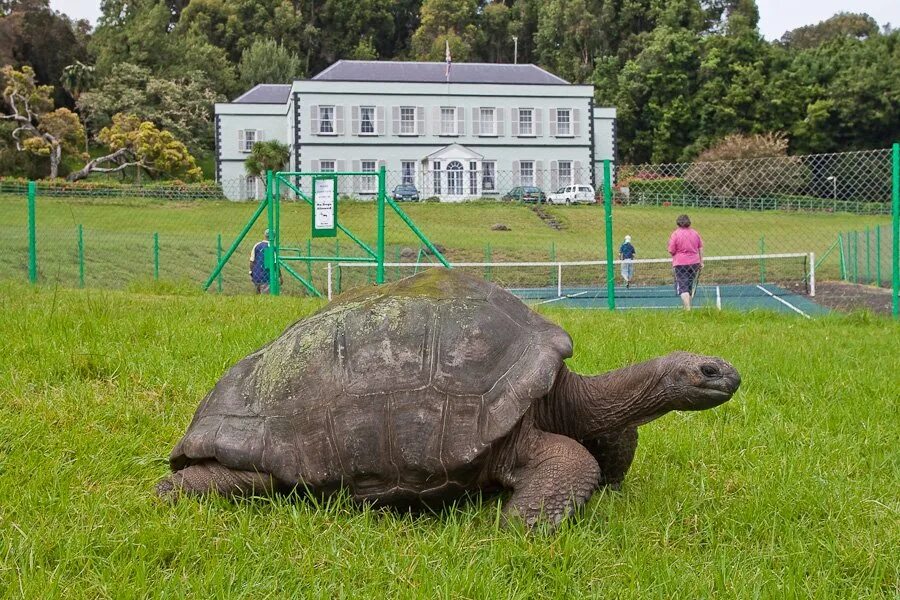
892 142 899 319
376 166 386 284
557 263 562 298
327 262 333 301
809 252 816 297
602 160 615 310
27 180 37 284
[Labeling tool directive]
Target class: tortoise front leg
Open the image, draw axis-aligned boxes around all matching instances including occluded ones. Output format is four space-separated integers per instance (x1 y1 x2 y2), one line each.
501 431 600 529
156 460 278 500
583 427 638 490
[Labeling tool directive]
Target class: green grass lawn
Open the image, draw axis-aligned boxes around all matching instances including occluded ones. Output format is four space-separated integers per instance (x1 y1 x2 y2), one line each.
0 282 896 597
0 194 892 294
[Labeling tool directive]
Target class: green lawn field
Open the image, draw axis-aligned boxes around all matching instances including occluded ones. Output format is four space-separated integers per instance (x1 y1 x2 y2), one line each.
0 283 896 597
0 194 891 295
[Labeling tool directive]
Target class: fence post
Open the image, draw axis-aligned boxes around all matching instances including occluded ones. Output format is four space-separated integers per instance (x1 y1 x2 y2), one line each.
77 224 84 288
376 165 386 284
27 181 37 283
852 230 858 284
266 170 281 296
875 225 882 288
153 232 159 280
603 160 615 310
892 142 898 319
838 233 846 281
216 233 223 293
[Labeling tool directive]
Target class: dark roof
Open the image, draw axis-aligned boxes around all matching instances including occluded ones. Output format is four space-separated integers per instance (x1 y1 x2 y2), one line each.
233 84 292 104
312 61 570 85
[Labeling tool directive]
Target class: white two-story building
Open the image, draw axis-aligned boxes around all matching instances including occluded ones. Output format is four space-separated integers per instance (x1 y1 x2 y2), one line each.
215 60 616 201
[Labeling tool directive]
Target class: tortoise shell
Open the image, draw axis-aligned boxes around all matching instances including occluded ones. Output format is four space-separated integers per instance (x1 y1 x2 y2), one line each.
169 268 573 501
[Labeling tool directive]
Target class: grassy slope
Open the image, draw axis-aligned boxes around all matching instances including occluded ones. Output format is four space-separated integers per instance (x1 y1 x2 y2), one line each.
0 195 891 292
0 283 896 598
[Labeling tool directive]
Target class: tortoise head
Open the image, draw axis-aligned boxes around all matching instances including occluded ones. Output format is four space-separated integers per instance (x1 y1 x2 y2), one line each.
661 352 741 411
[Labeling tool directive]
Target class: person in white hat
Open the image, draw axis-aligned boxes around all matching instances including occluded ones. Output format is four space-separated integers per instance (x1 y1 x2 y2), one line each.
619 234 636 288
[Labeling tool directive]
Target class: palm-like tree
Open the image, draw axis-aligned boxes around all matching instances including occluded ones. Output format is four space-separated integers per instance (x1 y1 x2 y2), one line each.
245 140 291 189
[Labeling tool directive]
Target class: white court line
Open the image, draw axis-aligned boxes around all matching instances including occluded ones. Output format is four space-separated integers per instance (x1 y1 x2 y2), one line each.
755 285 811 319
537 291 589 305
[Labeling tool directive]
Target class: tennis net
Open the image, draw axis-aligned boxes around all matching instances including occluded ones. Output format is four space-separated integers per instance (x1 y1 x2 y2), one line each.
330 252 815 303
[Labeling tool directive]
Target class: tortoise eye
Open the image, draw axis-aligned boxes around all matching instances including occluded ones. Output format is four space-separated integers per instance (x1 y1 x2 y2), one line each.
701 365 720 378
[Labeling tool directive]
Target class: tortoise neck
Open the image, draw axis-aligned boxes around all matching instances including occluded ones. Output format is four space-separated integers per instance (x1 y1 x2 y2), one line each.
538 363 672 439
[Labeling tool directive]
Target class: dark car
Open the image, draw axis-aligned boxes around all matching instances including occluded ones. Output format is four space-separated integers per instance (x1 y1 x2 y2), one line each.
391 183 420 201
502 186 547 204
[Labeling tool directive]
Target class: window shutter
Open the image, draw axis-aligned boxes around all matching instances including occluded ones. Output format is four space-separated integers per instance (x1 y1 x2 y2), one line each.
352 106 360 135
512 161 520 186
550 109 558 137
238 129 246 153
335 106 345 135
496 108 505 136
432 107 440 135
551 161 559 190
376 106 385 135
310 105 319 135
511 109 519 137
351 160 360 193
457 106 465 135
574 161 583 184
573 109 581 136
534 109 543 137
471 107 480 136
392 106 400 135
416 106 424 135
535 160 544 188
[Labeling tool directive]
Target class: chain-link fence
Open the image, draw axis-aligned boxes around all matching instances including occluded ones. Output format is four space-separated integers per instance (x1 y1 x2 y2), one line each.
1 146 897 316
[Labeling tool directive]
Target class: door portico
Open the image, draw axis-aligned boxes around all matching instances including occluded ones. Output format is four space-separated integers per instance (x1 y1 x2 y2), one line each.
423 144 484 202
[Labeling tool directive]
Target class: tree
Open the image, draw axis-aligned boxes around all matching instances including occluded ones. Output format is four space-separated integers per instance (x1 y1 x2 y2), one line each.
76 63 222 151
684 132 810 198
0 65 86 178
411 0 478 61
67 112 202 182
535 0 599 82
238 38 302 89
244 139 290 188
779 12 879 49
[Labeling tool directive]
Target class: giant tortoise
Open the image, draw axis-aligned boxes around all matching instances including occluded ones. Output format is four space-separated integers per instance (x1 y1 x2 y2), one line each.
157 268 740 527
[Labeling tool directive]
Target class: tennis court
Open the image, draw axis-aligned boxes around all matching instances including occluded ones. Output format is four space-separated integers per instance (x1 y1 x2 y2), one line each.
516 282 828 317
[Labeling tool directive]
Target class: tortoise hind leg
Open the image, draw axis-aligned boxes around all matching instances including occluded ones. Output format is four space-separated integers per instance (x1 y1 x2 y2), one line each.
156 460 278 500
501 432 600 529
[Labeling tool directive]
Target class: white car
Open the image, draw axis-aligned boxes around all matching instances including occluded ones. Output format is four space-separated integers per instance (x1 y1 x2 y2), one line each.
547 184 596 205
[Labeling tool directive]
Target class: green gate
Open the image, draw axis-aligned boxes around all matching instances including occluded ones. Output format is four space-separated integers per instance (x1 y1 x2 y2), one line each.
204 167 450 297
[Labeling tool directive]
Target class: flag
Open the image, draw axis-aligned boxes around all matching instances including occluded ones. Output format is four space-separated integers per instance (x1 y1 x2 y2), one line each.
445 39 452 81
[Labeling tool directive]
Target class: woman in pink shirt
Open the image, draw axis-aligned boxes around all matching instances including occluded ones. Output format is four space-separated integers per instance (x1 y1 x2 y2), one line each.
668 214 703 310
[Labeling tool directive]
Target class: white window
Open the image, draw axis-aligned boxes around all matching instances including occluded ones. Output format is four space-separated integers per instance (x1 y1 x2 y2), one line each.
320 160 335 173
479 107 496 136
520 161 535 187
441 107 457 135
469 161 478 195
400 107 416 135
518 109 534 136
432 161 441 194
361 160 377 193
556 109 572 136
447 161 464 195
319 106 335 134
558 160 573 186
401 161 415 185
239 129 258 153
244 176 260 199
482 161 496 193
360 106 375 135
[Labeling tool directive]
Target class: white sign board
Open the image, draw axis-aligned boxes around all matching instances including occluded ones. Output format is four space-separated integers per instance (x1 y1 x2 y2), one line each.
313 178 336 236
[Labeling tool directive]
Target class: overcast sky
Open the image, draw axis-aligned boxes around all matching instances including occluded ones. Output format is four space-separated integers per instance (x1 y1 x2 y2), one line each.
49 0 899 41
